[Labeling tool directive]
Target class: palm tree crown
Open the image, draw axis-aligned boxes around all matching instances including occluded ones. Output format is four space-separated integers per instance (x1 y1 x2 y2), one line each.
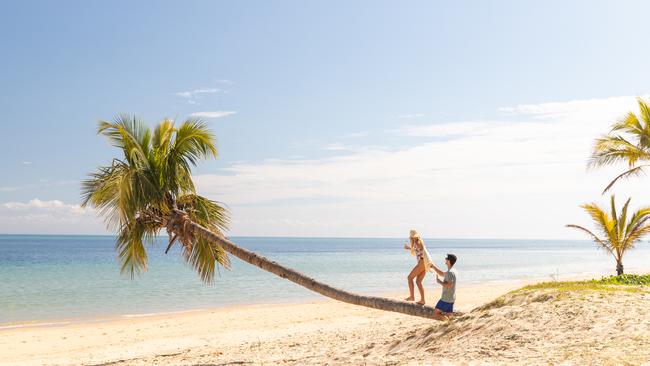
81 115 229 283
590 97 650 192
567 195 650 275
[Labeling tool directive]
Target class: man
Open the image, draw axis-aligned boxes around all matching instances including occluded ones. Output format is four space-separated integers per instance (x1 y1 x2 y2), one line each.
431 254 457 319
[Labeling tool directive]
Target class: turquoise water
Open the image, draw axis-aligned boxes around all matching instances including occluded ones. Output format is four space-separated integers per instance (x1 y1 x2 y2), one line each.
1 235 650 324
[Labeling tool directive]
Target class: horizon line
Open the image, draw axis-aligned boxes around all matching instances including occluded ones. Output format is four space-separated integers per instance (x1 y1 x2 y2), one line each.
0 233 596 241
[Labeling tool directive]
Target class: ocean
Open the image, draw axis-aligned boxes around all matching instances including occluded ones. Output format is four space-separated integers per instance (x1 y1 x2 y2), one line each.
2 235 650 325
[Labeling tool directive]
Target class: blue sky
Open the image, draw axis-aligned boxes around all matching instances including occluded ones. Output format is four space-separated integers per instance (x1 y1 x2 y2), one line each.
2 1 650 237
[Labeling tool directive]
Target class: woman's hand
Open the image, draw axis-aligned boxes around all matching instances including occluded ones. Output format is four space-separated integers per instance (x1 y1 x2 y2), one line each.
403 244 410 250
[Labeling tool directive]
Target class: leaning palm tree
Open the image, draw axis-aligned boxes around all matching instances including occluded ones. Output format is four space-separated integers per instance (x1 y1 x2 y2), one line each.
590 97 650 193
566 195 650 275
82 115 440 319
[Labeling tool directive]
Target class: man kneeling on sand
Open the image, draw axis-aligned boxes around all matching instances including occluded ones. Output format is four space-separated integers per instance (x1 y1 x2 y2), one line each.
431 254 457 319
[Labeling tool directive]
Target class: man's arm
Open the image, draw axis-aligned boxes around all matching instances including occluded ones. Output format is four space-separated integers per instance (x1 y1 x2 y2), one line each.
431 264 445 276
436 277 454 289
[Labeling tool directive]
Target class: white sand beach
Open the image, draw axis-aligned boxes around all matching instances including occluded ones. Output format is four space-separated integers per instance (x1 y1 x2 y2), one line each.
3 278 649 366
1 282 521 366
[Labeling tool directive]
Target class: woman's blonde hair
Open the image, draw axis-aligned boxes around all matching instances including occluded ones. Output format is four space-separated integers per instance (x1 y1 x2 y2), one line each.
409 229 423 245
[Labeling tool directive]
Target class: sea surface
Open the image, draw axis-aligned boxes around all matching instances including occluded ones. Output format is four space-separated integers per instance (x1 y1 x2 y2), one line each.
2 235 650 325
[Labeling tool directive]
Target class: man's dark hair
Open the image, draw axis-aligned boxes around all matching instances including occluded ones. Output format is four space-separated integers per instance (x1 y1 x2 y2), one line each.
446 254 457 266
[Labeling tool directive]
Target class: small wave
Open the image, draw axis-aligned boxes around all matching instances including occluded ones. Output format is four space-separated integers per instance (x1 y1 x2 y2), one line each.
0 321 71 330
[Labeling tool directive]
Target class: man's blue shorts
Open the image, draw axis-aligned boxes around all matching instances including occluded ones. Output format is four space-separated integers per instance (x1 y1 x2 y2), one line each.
435 300 454 313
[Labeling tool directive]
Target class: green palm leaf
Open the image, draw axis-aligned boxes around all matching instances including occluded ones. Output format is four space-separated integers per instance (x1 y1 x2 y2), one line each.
82 115 230 283
568 196 650 274
590 97 650 191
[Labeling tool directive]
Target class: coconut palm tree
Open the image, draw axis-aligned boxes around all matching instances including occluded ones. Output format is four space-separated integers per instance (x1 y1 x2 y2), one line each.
566 195 650 275
590 97 650 193
82 115 440 319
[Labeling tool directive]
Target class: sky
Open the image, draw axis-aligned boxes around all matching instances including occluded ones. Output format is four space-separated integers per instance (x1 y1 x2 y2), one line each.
2 1 650 239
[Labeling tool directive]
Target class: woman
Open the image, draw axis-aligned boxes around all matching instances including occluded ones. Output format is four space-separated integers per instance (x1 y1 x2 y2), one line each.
404 229 433 305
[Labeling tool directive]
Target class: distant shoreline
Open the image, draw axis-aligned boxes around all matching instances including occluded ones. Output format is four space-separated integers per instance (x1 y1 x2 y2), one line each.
0 233 603 241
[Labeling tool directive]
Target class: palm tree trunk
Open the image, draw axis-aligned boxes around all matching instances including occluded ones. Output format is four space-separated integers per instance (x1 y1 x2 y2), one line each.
171 209 441 320
616 261 624 275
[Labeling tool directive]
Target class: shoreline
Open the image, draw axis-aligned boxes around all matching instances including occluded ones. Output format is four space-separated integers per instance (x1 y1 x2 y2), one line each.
0 269 641 330
0 275 569 329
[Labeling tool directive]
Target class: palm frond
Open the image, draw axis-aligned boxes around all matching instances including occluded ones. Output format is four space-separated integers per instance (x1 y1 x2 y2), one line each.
174 194 230 283
181 236 229 284
625 223 650 250
636 98 650 129
86 117 164 227
175 163 196 195
589 135 650 169
115 219 157 278
98 115 152 170
618 197 631 238
566 224 613 255
609 195 617 235
177 194 229 234
590 98 650 179
611 111 642 135
81 160 131 229
580 203 615 241
171 119 218 166
162 119 217 196
624 206 650 247
152 119 176 155
602 165 649 194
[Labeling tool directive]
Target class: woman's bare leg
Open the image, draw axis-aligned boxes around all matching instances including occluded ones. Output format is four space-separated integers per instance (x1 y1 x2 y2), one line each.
406 259 425 301
416 270 427 305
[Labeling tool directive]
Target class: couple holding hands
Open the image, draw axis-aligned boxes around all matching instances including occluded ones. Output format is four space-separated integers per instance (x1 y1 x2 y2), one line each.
404 230 457 317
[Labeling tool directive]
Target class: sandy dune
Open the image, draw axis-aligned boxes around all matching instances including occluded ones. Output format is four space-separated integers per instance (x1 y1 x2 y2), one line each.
383 284 650 365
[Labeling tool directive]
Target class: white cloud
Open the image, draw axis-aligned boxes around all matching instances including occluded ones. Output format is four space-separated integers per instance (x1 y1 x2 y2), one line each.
195 95 650 239
175 88 220 99
3 199 86 214
498 95 649 120
21 161 32 165
189 111 237 119
0 199 105 234
396 121 491 137
397 113 425 119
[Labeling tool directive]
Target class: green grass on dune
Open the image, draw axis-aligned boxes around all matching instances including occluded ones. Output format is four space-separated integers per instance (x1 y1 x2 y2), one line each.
518 274 650 293
471 274 650 313
595 274 650 285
